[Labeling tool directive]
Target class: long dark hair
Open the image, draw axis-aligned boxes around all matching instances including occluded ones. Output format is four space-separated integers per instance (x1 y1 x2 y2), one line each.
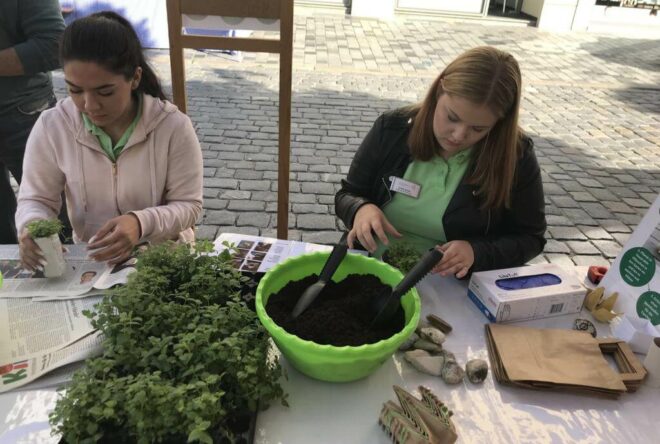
406 47 522 210
60 11 166 100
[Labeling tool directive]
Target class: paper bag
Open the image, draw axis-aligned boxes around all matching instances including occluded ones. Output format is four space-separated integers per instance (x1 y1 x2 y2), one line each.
486 324 627 396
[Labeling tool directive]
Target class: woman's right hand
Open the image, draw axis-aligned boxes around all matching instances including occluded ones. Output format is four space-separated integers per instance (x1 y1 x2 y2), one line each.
347 203 401 253
18 228 45 272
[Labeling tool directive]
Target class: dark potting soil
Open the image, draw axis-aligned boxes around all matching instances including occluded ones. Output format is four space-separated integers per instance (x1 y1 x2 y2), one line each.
265 274 405 346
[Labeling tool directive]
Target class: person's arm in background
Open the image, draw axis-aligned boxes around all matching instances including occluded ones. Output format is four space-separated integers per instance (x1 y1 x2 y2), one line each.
15 114 65 232
335 114 386 228
468 140 547 273
335 114 402 251
0 0 64 76
0 48 24 76
16 113 66 270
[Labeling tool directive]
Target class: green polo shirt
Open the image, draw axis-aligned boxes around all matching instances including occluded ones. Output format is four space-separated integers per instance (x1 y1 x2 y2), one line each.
82 96 142 162
375 148 473 258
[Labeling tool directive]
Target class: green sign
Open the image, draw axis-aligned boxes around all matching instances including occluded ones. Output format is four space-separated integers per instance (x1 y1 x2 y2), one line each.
619 247 655 287
637 291 660 325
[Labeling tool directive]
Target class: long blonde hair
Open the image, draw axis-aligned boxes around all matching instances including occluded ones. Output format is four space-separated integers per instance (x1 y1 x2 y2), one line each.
407 46 523 209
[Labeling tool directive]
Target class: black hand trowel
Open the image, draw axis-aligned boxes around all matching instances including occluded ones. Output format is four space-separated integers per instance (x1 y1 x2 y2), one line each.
370 248 443 328
291 233 348 318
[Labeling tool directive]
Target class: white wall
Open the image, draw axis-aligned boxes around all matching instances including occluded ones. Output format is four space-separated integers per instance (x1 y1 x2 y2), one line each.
536 0 582 31
522 0 545 18
352 0 396 19
396 0 485 14
588 5 660 38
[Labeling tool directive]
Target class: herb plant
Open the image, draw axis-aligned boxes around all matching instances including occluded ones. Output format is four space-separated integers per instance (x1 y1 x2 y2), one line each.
26 219 63 238
50 241 286 443
383 242 421 274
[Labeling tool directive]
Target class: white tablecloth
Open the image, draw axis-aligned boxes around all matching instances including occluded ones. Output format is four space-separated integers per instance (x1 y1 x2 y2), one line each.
254 273 659 444
2 273 659 443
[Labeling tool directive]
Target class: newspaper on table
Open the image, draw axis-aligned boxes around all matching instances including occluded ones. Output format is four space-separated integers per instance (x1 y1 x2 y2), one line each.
12 361 86 392
0 330 104 393
0 295 102 362
0 244 136 300
0 244 137 392
213 232 334 273
0 293 104 393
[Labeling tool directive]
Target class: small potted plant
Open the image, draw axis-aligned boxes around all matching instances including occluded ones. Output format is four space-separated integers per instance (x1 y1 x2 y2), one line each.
382 242 421 274
26 219 65 278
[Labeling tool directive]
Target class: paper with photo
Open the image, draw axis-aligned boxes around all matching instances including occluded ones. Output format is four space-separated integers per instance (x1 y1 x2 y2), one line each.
93 257 138 289
214 233 332 273
0 244 106 298
0 244 136 299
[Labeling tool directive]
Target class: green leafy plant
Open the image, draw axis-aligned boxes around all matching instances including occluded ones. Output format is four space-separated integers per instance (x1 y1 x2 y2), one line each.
50 241 286 443
26 219 63 238
383 242 421 274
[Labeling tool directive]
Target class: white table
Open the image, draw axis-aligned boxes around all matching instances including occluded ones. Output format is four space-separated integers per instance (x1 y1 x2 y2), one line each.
0 390 59 444
2 274 659 443
253 274 660 444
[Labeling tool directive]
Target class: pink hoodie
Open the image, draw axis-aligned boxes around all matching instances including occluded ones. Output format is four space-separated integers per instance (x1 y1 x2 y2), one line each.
16 94 203 244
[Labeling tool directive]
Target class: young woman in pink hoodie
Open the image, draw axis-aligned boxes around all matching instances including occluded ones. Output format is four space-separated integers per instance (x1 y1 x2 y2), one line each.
16 12 203 270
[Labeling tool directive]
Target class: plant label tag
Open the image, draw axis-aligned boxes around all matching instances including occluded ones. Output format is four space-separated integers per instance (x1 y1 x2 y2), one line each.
389 176 420 198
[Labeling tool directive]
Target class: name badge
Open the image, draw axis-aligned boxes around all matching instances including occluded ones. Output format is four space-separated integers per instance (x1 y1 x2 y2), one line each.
389 176 421 198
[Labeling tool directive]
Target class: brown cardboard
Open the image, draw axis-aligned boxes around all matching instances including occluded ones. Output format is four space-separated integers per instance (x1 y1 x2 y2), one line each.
486 324 628 398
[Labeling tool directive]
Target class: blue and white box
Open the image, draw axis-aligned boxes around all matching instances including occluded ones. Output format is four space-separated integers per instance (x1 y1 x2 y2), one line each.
467 264 586 323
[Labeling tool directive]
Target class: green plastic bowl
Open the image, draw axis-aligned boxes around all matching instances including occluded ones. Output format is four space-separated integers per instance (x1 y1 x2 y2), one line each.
256 252 421 382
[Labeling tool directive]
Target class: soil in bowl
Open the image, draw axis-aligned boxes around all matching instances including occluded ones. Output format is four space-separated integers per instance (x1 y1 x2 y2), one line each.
265 274 405 346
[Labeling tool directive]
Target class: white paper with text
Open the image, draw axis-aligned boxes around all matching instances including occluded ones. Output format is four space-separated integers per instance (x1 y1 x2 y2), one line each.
0 296 102 361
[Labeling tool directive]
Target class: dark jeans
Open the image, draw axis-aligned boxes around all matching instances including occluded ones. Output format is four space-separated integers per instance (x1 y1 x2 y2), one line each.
0 94 71 244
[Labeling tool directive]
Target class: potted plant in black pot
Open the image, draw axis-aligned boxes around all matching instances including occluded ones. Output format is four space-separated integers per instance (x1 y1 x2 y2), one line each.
49 242 287 443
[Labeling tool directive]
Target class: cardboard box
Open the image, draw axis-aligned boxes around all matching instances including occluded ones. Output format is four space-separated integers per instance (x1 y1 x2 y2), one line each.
468 264 586 323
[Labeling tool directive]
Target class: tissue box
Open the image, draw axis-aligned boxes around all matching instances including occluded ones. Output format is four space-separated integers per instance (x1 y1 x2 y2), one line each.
468 264 586 323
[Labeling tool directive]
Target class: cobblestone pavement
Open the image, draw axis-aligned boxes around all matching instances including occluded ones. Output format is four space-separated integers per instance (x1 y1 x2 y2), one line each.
52 12 660 267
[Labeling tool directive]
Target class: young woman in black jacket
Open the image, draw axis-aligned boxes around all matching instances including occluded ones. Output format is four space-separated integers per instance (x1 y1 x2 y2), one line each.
335 47 546 278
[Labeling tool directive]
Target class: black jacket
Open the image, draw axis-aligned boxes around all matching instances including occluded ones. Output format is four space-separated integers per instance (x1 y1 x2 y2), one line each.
335 110 547 273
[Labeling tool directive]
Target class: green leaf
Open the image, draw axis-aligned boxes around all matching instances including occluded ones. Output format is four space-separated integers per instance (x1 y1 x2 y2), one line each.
187 428 213 444
383 241 421 274
26 219 63 238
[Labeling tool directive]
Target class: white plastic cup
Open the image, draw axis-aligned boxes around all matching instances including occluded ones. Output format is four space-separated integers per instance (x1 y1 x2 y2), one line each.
34 234 66 278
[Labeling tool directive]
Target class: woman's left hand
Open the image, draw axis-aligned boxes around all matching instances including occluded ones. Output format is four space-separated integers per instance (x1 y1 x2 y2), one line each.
87 214 141 265
432 240 474 279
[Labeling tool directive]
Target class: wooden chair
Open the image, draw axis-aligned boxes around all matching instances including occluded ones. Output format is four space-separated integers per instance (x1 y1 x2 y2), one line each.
166 0 294 240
